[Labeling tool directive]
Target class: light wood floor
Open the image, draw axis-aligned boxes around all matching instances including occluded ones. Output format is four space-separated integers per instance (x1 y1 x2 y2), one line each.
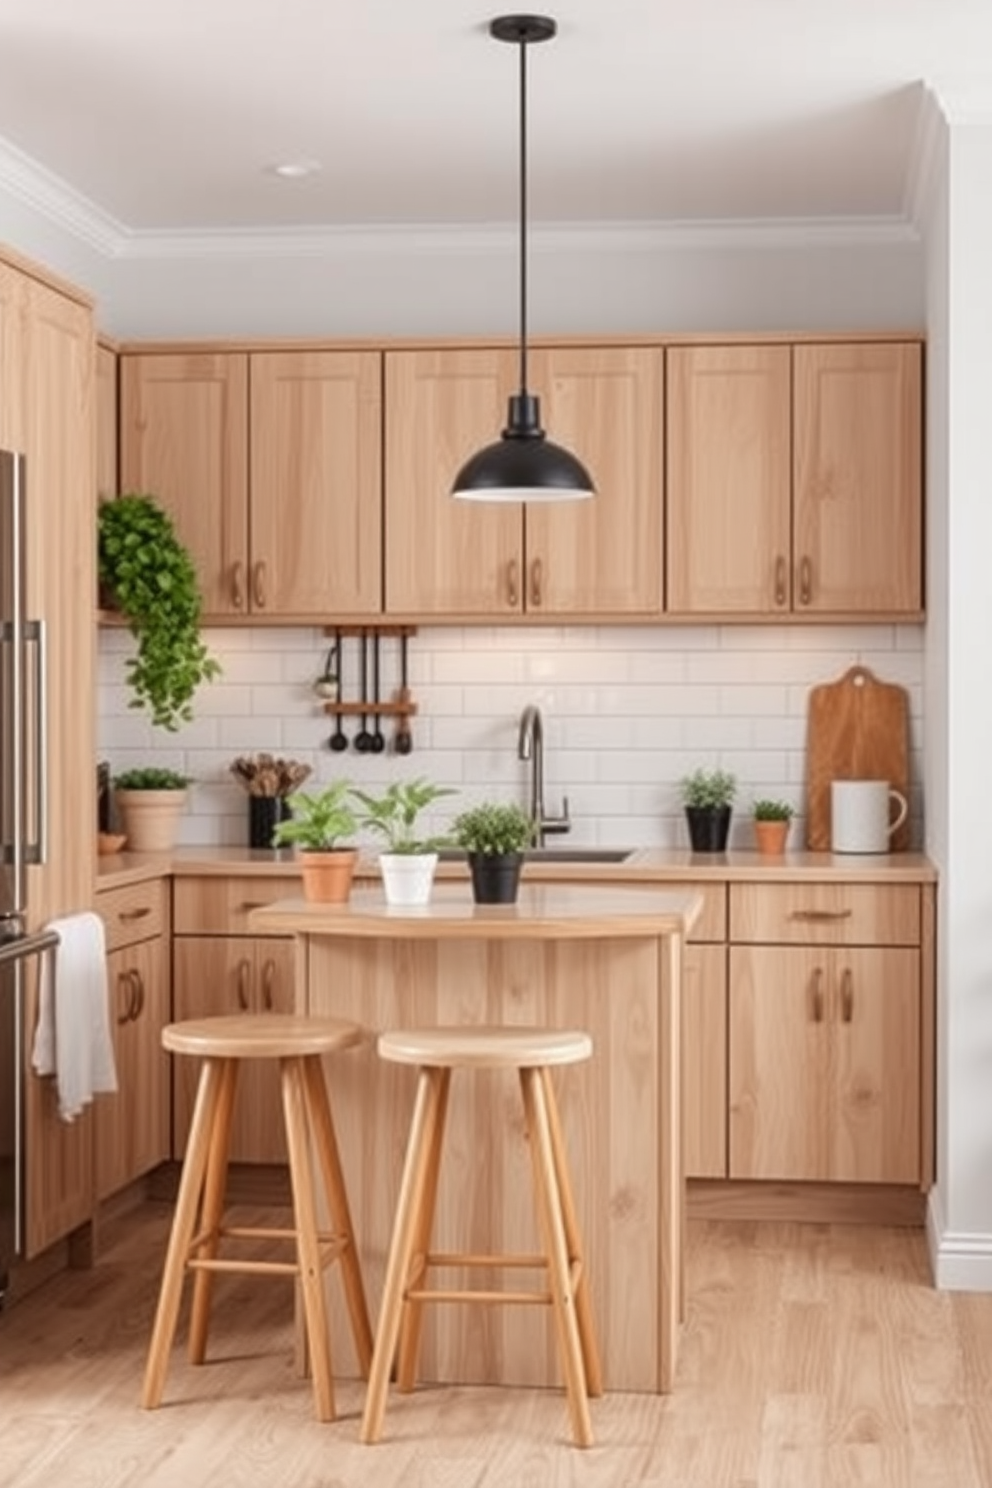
3 1202 992 1487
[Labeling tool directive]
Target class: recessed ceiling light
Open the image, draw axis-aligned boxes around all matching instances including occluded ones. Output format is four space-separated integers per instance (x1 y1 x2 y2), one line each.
269 158 322 180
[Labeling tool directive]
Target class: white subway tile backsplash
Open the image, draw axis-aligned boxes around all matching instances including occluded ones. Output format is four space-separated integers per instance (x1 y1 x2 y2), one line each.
96 622 926 848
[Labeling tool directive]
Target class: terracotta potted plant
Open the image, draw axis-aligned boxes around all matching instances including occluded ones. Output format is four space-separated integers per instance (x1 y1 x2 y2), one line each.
271 779 359 903
352 777 458 906
452 801 535 904
680 768 737 853
752 798 795 856
113 766 191 852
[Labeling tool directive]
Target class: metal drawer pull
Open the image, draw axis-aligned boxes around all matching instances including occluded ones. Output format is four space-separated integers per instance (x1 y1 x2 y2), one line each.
507 559 519 608
117 970 134 1025
798 555 813 606
530 556 543 608
261 959 275 1011
232 560 246 609
789 909 853 922
239 901 267 912
253 560 267 609
774 555 787 607
237 958 251 1011
840 967 854 1023
810 966 825 1023
119 906 152 921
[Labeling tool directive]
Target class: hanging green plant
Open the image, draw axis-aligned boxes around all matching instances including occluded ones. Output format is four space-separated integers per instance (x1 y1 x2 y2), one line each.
98 493 221 732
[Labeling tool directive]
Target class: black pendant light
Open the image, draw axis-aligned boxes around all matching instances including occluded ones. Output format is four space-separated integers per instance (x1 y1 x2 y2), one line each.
452 14 595 503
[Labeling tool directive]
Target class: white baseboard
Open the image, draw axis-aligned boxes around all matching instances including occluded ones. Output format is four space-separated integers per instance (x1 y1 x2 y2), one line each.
927 1184 992 1290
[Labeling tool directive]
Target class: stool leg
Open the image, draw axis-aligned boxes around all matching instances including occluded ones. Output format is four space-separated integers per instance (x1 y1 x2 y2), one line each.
520 1067 594 1449
540 1066 603 1398
187 1056 239 1364
396 1066 451 1392
361 1065 445 1445
282 1055 336 1422
301 1053 374 1376
141 1057 225 1409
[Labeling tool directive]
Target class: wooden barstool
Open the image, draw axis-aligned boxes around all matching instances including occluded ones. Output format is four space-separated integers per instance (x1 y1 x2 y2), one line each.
141 1014 373 1422
360 1026 602 1448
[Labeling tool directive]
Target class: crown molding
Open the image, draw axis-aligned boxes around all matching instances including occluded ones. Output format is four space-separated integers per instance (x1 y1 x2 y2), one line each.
0 137 125 255
904 87 949 233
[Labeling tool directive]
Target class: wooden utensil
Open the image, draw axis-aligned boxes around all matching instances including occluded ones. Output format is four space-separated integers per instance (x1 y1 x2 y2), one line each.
805 664 910 851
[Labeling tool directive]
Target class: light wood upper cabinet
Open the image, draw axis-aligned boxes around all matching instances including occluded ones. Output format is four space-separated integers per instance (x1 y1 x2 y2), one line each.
96 343 117 502
666 344 791 614
384 345 664 617
384 348 523 615
794 341 922 614
121 349 381 619
666 339 922 618
120 352 249 616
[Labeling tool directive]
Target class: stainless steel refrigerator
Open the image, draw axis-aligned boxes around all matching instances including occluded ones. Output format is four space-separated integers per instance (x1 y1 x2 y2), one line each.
0 448 58 1306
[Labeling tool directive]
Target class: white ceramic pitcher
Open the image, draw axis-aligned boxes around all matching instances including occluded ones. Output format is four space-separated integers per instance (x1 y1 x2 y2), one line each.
830 779 908 854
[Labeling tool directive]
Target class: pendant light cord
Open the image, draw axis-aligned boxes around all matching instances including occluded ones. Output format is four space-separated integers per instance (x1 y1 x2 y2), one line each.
517 31 529 397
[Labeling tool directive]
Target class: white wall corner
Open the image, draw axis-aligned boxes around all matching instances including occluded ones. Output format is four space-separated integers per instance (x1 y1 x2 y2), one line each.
928 1183 992 1291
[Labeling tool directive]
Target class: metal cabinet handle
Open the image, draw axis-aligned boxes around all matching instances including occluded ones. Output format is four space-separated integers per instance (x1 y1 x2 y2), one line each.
798 555 813 606
530 557 543 608
232 560 246 609
507 559 519 608
774 555 787 607
239 901 267 913
26 618 47 866
116 969 133 1025
252 560 267 609
810 966 825 1023
133 970 145 1021
236 957 251 1011
119 906 151 922
261 958 275 1011
840 967 854 1023
789 909 853 923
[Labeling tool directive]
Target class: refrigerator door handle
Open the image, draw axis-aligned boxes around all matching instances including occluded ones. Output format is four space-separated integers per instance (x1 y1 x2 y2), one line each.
24 618 46 866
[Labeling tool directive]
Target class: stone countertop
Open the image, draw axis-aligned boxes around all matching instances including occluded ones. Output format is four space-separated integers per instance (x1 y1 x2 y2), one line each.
95 843 938 893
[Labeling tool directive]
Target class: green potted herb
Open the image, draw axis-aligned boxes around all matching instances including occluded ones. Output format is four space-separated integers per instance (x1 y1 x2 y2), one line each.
452 800 535 904
98 493 221 732
679 768 737 853
352 778 458 906
271 780 359 903
113 766 191 853
752 798 795 856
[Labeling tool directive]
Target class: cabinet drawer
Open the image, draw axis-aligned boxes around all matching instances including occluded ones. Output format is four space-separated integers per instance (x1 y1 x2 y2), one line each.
98 878 167 952
173 875 301 936
730 882 920 947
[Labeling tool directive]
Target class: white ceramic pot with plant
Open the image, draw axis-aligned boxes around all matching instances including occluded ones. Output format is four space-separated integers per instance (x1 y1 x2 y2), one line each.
113 767 190 852
271 780 359 903
352 777 457 906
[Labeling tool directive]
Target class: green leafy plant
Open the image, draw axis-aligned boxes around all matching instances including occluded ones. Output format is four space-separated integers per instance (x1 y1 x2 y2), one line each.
352 778 458 854
752 798 795 821
271 780 358 852
113 766 190 791
679 768 737 810
98 493 221 732
453 801 536 856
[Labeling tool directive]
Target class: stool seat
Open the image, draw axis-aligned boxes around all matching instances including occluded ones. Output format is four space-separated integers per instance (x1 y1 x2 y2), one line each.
378 1025 592 1070
142 1013 373 1423
163 1013 363 1061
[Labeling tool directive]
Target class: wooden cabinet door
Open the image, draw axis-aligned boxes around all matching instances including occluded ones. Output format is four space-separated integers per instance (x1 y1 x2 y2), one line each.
384 348 523 615
666 344 791 614
525 346 664 615
729 945 920 1182
96 343 117 502
683 943 727 1178
250 350 382 618
793 342 922 615
97 937 170 1201
172 937 292 1163
119 352 249 617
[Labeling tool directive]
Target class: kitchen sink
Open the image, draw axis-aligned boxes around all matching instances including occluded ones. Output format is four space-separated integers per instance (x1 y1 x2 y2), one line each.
437 847 634 864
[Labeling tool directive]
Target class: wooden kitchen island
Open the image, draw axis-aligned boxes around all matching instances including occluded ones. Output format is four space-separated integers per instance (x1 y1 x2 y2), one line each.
249 882 702 1395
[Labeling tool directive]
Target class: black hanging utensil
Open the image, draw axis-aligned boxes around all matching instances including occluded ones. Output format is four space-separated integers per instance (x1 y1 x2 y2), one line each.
370 632 385 753
354 629 372 752
328 626 348 753
394 632 413 755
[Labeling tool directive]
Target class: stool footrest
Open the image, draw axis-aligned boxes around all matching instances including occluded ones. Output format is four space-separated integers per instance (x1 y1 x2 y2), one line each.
407 1285 553 1306
424 1249 548 1270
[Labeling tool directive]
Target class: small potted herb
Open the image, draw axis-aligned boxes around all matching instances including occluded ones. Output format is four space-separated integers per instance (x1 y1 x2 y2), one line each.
452 801 535 904
752 798 795 856
352 777 458 906
113 766 191 853
679 768 737 853
271 780 359 903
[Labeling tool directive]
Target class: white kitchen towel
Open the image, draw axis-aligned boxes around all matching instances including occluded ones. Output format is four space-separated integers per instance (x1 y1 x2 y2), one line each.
31 911 118 1122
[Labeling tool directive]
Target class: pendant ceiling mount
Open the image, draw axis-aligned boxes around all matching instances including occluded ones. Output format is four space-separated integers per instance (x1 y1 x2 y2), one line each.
451 12 595 504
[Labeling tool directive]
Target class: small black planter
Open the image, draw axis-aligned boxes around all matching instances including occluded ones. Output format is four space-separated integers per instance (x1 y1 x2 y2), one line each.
248 795 292 849
685 805 732 853
468 851 524 904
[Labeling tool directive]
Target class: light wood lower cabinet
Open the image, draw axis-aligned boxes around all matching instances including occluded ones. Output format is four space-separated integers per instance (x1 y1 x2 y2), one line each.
95 878 171 1202
171 936 296 1163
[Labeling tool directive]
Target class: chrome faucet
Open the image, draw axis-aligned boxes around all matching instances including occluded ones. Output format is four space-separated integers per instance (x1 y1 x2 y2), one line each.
517 704 571 848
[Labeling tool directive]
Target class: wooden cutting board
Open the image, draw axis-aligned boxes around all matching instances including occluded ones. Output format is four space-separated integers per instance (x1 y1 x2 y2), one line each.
805 665 911 850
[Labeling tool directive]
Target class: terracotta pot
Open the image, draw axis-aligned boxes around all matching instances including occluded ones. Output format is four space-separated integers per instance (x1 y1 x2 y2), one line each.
299 847 358 904
754 818 790 855
115 789 187 853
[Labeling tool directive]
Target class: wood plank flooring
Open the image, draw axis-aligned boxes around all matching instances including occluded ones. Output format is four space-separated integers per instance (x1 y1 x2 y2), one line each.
3 1201 992 1487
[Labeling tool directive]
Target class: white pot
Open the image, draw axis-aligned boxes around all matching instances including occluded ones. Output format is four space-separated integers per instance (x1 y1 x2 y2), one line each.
379 852 438 907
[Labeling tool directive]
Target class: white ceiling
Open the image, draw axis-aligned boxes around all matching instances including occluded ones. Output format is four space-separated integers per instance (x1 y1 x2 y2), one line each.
0 0 989 242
